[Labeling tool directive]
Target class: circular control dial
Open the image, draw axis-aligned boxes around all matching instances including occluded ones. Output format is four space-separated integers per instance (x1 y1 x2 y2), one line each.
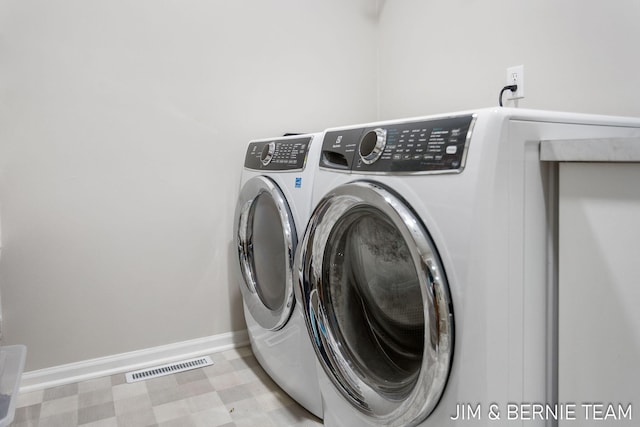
260 142 276 166
359 128 387 165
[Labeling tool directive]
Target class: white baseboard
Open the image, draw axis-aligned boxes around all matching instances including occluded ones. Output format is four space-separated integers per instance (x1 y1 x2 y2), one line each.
20 330 249 393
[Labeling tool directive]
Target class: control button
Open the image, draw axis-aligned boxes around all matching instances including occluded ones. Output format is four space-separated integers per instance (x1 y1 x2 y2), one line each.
402 154 411 160
359 128 388 165
260 142 276 166
392 154 402 160
413 154 422 160
446 145 458 155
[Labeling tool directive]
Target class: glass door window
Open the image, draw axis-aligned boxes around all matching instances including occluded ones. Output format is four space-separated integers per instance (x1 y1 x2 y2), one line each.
236 176 296 330
297 180 454 426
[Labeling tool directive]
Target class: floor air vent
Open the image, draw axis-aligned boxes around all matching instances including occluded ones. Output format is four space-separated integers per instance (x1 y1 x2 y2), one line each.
125 356 213 383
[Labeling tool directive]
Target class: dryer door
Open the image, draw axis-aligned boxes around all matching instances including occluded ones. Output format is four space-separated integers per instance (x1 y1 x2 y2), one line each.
235 175 296 331
297 180 454 426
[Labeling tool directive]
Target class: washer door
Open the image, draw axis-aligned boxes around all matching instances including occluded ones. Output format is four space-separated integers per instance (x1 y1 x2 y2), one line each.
235 175 296 331
297 180 454 426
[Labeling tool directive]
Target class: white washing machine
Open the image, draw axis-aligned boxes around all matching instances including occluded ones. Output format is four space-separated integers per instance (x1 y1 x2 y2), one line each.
294 108 640 426
234 133 323 418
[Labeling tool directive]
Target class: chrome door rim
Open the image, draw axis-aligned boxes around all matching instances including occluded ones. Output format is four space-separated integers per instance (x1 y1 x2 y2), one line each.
296 180 454 426
235 175 296 331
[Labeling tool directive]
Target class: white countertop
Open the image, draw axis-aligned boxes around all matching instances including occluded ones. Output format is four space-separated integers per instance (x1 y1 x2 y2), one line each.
540 137 640 162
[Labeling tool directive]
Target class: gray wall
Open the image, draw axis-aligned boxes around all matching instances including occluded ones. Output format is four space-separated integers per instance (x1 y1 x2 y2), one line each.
377 0 640 118
0 0 379 370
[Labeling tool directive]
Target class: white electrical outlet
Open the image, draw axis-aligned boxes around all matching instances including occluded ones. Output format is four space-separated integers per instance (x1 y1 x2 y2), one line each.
506 65 524 100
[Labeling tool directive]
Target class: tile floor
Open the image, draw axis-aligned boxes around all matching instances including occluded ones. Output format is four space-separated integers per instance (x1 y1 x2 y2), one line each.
10 346 323 427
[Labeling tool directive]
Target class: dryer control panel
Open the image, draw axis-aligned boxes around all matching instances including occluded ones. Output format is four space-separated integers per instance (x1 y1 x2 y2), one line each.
320 115 475 174
244 136 312 171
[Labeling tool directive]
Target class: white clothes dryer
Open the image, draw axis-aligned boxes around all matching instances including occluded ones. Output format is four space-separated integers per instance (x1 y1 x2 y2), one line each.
234 133 323 418
295 109 640 426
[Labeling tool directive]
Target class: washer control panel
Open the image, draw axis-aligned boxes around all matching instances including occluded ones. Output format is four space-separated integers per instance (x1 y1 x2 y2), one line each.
244 136 312 171
320 114 475 173
356 115 474 173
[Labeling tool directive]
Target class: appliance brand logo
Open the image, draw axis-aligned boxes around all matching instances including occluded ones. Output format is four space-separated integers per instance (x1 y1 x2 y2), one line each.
295 177 302 188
